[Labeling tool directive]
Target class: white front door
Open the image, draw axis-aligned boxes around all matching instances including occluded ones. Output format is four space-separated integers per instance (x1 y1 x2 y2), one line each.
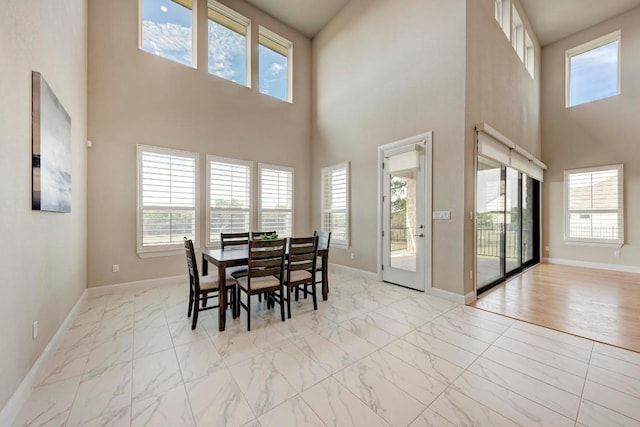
380 133 431 291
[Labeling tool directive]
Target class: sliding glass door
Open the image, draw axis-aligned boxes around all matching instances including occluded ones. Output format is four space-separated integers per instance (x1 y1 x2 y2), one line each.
476 157 540 294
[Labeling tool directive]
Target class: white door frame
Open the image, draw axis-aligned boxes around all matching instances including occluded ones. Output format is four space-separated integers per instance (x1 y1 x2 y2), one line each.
377 132 433 292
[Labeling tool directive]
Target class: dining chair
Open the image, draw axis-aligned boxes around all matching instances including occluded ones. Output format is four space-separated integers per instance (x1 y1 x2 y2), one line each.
302 230 330 300
248 230 278 303
220 232 250 293
184 238 237 330
284 236 319 318
250 230 277 240
232 238 286 331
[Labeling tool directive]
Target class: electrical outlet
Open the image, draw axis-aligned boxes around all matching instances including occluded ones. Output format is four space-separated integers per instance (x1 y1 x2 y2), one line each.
350 253 355 260
32 321 38 340
112 264 120 273
469 270 473 280
614 250 621 257
545 246 550 252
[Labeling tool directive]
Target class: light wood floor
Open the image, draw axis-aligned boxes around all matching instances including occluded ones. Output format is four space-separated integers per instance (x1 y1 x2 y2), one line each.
470 263 640 353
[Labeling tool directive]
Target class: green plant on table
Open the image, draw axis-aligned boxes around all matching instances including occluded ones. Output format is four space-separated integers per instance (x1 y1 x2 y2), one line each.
259 233 279 240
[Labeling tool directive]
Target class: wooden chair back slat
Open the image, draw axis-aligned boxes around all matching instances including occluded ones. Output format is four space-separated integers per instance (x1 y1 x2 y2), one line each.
221 232 249 249
286 237 318 276
184 238 200 292
247 239 286 286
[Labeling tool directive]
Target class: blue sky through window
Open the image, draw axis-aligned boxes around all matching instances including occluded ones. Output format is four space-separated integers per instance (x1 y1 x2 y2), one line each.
208 21 247 86
259 45 288 102
570 40 619 107
141 0 193 67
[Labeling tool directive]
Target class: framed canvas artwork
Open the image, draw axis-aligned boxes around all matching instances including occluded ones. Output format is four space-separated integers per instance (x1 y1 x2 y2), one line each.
32 71 71 213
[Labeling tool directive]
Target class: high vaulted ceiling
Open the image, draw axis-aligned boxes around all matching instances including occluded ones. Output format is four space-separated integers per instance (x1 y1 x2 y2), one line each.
245 0 349 38
246 0 640 45
520 0 640 46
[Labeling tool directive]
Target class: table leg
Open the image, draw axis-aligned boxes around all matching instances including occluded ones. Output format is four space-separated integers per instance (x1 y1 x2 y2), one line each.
218 264 226 331
202 253 208 276
322 253 329 301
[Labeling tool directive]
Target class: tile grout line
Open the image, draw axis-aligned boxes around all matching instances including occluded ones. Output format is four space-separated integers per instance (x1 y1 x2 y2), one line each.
574 341 594 426
63 298 109 426
423 309 519 426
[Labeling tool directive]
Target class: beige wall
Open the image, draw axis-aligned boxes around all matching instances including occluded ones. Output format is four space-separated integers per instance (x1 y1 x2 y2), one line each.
541 7 640 267
311 0 467 294
465 0 542 293
88 0 312 287
0 0 88 410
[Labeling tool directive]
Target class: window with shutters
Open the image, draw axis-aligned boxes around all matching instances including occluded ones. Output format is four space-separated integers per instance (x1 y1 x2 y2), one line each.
258 164 293 237
258 26 292 102
140 0 196 67
321 163 350 247
564 164 624 246
137 145 199 256
207 1 250 87
207 156 252 246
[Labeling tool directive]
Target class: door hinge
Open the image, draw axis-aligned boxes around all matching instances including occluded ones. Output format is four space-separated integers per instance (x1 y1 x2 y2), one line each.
382 195 385 203
382 162 385 169
381 230 384 237
381 264 384 271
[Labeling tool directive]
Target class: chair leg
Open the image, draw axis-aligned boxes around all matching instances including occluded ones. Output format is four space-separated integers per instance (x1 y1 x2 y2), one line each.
258 293 262 303
280 288 285 322
311 282 318 311
287 286 292 319
247 292 251 331
188 286 194 318
191 295 199 330
295 286 299 301
231 287 237 320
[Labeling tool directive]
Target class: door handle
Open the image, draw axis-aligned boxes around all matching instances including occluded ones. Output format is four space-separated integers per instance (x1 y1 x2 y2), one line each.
415 233 425 238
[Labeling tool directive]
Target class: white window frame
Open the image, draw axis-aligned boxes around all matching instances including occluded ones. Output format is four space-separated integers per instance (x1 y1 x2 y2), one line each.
138 0 197 68
565 30 621 108
321 162 350 248
524 30 534 78
207 0 251 87
258 163 294 237
258 26 293 103
564 164 624 247
136 144 200 257
511 5 524 61
206 156 253 248
494 0 510 38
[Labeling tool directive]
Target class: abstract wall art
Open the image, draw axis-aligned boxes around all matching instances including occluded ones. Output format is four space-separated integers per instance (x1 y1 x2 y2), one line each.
32 71 71 213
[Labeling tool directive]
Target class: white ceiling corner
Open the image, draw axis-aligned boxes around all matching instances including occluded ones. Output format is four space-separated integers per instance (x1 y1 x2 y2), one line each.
244 0 350 38
520 0 640 46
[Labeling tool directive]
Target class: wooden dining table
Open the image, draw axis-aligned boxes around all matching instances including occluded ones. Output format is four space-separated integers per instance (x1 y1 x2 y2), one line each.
202 245 329 331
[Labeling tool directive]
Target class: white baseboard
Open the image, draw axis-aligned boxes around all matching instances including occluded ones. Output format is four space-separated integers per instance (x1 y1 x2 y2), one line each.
428 287 475 305
543 258 640 274
0 289 87 426
88 274 188 295
464 291 477 304
328 263 378 281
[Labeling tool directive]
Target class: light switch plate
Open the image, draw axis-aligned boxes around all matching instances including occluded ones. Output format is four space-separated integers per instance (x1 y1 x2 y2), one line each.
433 211 451 220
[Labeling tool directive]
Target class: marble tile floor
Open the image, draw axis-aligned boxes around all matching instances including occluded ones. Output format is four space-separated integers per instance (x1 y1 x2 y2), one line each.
12 270 640 427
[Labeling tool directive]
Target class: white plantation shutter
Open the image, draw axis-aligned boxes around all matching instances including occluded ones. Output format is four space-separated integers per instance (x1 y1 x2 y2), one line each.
321 163 350 246
137 145 199 254
565 165 624 245
208 157 252 245
259 164 293 237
